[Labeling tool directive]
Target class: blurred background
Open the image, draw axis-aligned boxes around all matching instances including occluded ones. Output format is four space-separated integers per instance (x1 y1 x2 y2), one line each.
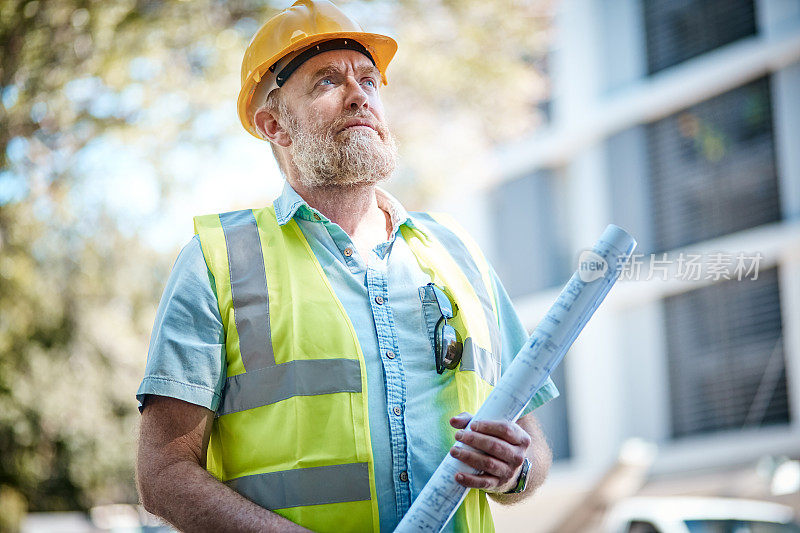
0 0 798 532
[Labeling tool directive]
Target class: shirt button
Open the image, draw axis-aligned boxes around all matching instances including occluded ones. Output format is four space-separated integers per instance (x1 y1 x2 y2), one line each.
343 247 353 257
393 405 402 416
375 296 384 305
313 213 321 221
399 471 408 482
385 350 395 359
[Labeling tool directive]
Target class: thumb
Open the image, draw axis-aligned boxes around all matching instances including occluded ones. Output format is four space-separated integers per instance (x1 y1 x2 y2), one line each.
449 412 472 429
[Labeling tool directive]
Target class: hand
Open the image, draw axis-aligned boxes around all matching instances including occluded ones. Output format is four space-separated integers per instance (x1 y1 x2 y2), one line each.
448 412 532 494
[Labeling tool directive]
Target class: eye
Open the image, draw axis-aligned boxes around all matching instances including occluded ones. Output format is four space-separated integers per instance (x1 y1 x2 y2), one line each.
318 77 334 86
362 78 377 88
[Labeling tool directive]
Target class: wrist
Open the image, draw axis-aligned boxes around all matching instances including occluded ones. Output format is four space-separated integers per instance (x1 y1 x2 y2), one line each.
502 457 531 494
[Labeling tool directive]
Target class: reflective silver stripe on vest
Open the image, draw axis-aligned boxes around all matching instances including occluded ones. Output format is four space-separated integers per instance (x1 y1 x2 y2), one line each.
220 210 274 371
461 337 501 386
227 463 371 510
218 358 362 416
412 213 502 363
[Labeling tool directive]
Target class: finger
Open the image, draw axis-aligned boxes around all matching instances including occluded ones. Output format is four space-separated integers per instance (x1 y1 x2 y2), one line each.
470 420 531 448
454 471 503 491
449 412 472 429
454 430 524 468
450 445 516 480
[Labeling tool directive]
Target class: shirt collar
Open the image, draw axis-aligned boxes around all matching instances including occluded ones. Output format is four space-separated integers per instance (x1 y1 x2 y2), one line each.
272 181 425 237
273 181 310 225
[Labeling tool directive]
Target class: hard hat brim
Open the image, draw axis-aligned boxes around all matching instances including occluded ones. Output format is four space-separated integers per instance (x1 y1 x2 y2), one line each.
237 31 398 139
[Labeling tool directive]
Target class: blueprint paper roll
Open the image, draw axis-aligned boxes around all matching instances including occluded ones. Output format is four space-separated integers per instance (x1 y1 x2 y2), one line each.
394 224 636 533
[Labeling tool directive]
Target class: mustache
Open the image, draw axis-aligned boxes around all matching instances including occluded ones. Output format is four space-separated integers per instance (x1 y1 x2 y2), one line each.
331 111 388 137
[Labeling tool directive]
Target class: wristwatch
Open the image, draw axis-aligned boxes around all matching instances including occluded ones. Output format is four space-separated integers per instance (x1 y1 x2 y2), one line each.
504 458 531 494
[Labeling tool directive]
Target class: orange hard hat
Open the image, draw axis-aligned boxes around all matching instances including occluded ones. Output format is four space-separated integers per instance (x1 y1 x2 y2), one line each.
237 0 398 139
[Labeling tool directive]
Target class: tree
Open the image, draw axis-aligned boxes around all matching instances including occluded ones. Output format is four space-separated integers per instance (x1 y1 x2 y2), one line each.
0 0 281 523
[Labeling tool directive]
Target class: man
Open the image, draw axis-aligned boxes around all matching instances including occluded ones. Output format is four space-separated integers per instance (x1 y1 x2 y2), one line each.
136 1 559 531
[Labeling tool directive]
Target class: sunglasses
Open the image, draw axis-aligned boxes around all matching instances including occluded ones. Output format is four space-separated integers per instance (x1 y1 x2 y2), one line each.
427 284 464 374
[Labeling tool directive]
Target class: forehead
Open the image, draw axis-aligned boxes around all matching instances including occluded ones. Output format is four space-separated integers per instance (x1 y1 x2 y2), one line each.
290 49 379 82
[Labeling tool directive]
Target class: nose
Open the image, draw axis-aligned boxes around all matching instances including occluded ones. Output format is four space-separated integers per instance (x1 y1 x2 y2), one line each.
343 77 368 111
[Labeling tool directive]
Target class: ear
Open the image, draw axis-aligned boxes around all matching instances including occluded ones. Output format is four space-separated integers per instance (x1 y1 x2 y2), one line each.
254 106 291 147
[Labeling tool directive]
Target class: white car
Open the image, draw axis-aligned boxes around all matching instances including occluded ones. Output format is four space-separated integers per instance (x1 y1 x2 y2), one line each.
602 497 800 533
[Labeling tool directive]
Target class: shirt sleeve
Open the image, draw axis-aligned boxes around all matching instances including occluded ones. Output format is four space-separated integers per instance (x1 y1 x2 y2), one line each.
492 266 560 417
136 235 227 413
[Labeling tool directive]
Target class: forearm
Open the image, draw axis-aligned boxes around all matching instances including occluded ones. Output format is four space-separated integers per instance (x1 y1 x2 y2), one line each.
488 415 552 505
137 454 311 533
136 396 311 533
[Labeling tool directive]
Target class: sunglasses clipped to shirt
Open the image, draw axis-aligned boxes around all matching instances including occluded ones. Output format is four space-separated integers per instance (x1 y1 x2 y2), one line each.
422 283 464 374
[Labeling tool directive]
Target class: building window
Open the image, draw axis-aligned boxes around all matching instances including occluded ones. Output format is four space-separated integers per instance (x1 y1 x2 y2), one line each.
645 77 781 252
488 169 570 297
664 268 789 438
643 0 757 75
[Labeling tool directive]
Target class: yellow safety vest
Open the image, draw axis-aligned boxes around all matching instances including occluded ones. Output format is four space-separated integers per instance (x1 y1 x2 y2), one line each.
194 206 502 532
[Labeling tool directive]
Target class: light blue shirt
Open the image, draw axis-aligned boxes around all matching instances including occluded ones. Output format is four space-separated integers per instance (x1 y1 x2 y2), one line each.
137 182 559 532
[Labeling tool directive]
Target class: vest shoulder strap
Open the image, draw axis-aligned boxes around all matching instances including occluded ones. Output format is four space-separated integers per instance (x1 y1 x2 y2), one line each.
408 212 502 380
410 211 500 322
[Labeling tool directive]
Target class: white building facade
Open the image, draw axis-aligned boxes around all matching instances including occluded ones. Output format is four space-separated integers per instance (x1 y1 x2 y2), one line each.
440 0 800 529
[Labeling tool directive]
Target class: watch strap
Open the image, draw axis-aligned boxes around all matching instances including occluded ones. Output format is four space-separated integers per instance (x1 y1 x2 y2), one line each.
504 457 531 494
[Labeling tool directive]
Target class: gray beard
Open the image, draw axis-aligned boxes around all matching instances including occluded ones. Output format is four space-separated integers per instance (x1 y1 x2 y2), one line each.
284 107 398 189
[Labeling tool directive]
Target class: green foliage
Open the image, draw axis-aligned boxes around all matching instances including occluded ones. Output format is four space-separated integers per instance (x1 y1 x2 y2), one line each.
0 0 551 525
0 0 280 520
381 0 553 202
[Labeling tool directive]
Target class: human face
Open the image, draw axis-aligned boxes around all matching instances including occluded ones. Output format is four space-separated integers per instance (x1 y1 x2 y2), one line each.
277 49 397 187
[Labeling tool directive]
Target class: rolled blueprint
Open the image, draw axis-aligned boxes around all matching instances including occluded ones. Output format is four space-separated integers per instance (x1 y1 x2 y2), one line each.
394 224 637 533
